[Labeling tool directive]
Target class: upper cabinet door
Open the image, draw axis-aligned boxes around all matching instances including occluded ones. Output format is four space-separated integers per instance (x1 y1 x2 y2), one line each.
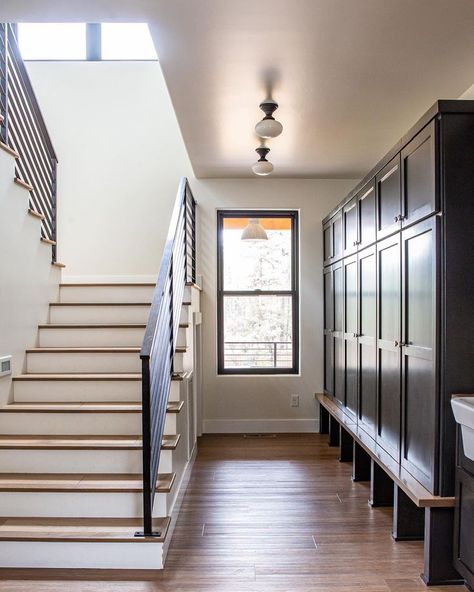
343 197 359 257
401 216 439 493
401 120 438 228
357 180 376 250
376 155 401 240
332 210 343 263
323 220 333 266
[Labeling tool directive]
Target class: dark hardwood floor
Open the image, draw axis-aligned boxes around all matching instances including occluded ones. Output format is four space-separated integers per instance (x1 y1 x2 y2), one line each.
0 434 467 591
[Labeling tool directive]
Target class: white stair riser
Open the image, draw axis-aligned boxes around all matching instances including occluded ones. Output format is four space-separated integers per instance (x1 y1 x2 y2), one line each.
26 352 141 374
0 491 169 518
59 285 155 303
50 305 150 324
0 412 177 436
13 379 180 403
38 326 186 348
0 541 165 569
39 327 145 348
0 449 173 474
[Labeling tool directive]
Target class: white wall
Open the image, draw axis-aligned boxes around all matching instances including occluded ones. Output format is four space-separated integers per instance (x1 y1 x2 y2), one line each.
0 149 60 406
26 61 194 280
193 178 357 433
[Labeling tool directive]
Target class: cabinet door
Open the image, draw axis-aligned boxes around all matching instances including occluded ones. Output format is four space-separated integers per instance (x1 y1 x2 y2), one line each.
376 155 401 240
358 245 377 436
323 266 334 396
401 217 439 493
333 210 343 263
343 197 358 257
333 260 345 407
323 220 333 266
401 120 438 228
358 180 376 250
376 234 401 460
344 254 358 418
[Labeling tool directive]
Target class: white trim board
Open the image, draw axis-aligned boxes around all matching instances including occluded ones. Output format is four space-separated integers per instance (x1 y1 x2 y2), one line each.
203 418 319 434
62 275 157 284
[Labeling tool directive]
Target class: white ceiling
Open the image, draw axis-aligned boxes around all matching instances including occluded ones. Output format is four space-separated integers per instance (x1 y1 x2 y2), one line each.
3 0 474 178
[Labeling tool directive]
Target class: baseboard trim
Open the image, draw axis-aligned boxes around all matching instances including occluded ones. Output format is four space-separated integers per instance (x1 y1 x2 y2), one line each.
203 418 319 434
62 275 157 284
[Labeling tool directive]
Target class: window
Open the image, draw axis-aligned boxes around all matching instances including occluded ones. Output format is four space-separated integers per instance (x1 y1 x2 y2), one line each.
217 210 299 375
17 23 157 61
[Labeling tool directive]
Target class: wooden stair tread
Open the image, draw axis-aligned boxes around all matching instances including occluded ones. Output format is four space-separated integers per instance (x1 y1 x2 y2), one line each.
0 472 175 493
38 324 147 329
40 237 56 246
52 262 66 268
0 516 170 543
0 434 180 450
14 177 34 191
26 347 141 353
27 208 45 220
13 372 185 381
0 141 20 158
0 402 182 414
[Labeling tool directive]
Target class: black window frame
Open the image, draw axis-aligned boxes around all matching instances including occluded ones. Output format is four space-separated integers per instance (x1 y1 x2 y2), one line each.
217 209 300 375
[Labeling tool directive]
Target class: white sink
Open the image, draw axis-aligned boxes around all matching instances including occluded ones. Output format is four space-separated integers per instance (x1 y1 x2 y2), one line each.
451 396 474 461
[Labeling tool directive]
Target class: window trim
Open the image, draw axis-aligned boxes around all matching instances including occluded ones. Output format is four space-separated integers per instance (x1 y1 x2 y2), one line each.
217 209 300 375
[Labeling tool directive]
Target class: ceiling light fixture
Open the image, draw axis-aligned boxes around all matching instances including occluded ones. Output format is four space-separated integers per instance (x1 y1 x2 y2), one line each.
255 99 283 139
241 218 268 241
252 147 274 176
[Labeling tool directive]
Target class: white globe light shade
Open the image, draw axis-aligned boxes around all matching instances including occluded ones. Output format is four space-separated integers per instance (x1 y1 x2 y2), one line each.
241 218 268 240
252 159 274 176
255 118 283 139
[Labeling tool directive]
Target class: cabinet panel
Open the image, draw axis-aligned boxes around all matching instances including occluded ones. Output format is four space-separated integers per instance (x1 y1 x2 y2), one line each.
324 267 334 331
333 261 344 407
455 471 474 585
323 220 332 266
401 217 439 492
323 266 334 396
343 197 358 257
402 120 438 227
324 333 334 396
376 234 401 459
376 155 401 240
333 210 343 262
358 246 377 436
358 181 376 249
344 255 358 417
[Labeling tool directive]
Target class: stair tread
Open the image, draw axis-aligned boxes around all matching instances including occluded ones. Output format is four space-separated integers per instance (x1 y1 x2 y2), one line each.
26 347 141 353
0 472 175 493
0 402 182 413
0 434 180 450
50 302 151 306
0 516 170 543
39 324 147 329
13 372 185 381
61 283 156 287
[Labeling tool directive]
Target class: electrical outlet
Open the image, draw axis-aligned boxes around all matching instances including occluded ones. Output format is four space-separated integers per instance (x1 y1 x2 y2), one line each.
291 394 299 407
0 355 12 378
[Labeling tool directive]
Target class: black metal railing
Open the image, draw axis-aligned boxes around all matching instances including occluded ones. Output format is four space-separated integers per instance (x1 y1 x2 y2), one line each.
0 23 58 260
224 341 292 369
138 177 196 537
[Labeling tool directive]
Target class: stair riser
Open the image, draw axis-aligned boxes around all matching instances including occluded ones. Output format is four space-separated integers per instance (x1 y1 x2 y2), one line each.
0 449 173 474
13 379 180 403
0 541 165 569
59 285 155 303
0 491 169 518
50 305 150 324
38 326 186 348
0 412 177 436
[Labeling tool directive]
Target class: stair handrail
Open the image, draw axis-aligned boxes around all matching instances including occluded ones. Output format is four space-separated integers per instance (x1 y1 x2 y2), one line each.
138 177 196 537
0 23 58 260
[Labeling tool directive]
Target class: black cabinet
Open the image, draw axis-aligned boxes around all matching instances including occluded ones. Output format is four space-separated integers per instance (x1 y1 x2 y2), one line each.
376 155 401 240
323 266 334 396
358 245 377 436
343 254 358 417
322 100 474 499
401 217 439 491
323 210 343 266
376 233 401 460
357 181 376 250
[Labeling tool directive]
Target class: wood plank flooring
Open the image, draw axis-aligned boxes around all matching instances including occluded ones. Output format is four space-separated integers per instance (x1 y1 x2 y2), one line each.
0 434 467 591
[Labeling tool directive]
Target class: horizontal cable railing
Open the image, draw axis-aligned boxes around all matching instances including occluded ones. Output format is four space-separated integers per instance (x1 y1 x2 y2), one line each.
224 341 292 368
138 177 196 537
0 23 58 260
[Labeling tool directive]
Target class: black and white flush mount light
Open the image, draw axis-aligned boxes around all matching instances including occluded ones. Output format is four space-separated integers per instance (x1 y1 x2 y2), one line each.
252 99 283 176
251 146 274 176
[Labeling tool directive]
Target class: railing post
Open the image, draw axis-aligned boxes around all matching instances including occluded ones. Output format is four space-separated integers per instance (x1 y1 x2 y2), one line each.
191 196 197 284
139 355 153 537
0 23 8 144
51 158 57 262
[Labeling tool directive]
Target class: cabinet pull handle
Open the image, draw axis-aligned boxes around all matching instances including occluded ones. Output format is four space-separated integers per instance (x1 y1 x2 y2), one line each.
394 215 399 223
398 342 407 347
399 214 406 221
353 333 359 338
394 340 399 347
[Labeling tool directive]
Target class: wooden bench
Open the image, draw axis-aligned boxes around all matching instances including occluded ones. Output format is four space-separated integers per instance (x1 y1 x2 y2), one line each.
316 393 462 587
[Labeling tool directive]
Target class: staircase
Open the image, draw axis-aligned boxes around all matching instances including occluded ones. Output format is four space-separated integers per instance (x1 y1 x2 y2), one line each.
0 281 200 569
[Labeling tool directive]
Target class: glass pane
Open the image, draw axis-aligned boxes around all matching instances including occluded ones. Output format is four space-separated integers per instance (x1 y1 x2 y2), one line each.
101 23 157 60
222 217 292 290
223 296 293 369
18 23 86 60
